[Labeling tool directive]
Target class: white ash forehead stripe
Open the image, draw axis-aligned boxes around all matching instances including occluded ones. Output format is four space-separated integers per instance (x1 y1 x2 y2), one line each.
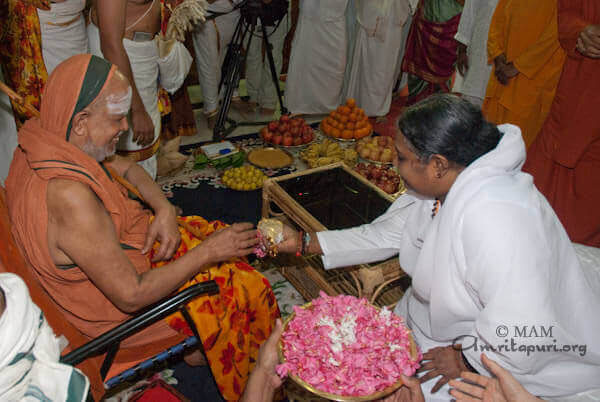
106 86 132 115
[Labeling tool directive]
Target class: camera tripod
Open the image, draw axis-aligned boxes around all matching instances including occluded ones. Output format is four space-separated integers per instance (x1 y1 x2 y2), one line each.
211 0 288 141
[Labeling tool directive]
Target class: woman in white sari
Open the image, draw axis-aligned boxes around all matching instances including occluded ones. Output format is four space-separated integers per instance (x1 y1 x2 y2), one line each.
278 94 600 401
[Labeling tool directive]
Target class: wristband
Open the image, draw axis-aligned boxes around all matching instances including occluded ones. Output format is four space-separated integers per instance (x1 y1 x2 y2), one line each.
296 230 304 257
302 232 311 255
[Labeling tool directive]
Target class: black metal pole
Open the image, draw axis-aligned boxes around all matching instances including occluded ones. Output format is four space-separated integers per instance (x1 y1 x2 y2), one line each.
260 21 287 115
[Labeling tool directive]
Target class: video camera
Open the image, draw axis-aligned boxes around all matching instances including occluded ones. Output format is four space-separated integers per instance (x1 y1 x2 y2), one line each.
239 0 288 26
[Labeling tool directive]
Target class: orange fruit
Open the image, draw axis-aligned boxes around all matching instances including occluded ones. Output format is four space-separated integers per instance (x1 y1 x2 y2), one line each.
339 105 351 115
322 122 331 135
346 98 356 108
349 113 358 122
356 120 366 129
347 122 355 130
342 129 353 139
356 127 370 138
331 128 341 138
339 115 349 124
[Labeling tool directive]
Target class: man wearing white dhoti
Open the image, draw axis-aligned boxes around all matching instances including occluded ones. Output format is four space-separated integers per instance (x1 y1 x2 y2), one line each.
345 0 414 117
279 95 600 401
454 0 499 107
191 0 241 128
285 0 350 115
244 7 288 117
37 0 89 75
89 0 192 179
0 273 89 401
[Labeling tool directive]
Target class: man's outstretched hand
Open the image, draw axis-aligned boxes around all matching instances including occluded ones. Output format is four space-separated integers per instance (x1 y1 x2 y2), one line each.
199 223 259 264
449 354 542 402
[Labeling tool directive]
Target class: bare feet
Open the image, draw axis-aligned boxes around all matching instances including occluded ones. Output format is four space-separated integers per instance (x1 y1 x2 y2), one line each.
259 107 276 117
205 111 218 129
232 99 259 113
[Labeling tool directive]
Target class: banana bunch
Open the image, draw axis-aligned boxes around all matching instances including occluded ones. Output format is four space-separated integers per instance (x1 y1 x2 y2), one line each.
300 139 358 168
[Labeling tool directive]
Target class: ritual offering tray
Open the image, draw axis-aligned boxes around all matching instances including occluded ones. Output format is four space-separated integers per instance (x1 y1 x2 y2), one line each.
262 162 410 307
353 163 406 197
320 98 373 141
277 293 421 401
355 136 396 165
221 165 266 191
260 115 315 148
247 147 293 169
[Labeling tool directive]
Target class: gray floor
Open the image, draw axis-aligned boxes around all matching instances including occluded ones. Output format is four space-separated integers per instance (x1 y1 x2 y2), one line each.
181 81 323 146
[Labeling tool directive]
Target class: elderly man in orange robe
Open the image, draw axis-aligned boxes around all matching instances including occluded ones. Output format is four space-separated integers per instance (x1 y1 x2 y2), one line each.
523 0 600 247
482 0 566 148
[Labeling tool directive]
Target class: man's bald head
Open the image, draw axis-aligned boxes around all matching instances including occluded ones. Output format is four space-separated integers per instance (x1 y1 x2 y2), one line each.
86 70 132 116
70 69 132 162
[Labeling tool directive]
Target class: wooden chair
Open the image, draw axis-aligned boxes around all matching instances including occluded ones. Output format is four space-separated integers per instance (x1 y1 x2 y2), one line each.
0 186 217 400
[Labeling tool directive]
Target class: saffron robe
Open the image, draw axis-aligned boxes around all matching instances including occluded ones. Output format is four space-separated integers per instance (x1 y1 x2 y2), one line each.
482 0 566 148
5 54 278 401
523 0 600 247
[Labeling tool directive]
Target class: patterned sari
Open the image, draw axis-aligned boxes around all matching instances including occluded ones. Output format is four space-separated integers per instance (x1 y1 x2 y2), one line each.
152 216 280 401
0 0 49 126
401 0 463 105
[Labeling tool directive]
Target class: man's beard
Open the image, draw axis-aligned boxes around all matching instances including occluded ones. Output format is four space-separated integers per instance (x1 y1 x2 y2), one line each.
82 137 117 162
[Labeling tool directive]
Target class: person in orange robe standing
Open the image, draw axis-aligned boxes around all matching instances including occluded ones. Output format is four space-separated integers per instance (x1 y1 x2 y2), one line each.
523 0 600 247
482 0 566 148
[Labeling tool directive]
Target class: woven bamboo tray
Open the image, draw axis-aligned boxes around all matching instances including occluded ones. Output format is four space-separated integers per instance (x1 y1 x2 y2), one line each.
262 162 409 306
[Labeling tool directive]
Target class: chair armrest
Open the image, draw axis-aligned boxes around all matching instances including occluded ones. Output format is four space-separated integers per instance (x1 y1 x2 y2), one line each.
60 281 219 367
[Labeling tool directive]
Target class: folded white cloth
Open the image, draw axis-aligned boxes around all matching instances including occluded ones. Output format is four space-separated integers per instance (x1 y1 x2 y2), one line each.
156 36 193 94
0 273 89 401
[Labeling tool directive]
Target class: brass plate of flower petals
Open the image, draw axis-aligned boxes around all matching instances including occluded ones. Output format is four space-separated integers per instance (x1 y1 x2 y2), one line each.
278 302 418 402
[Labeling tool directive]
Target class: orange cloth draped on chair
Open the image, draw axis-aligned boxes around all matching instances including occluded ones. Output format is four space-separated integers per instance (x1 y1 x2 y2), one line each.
5 54 278 401
482 0 566 148
523 0 600 247
152 217 280 399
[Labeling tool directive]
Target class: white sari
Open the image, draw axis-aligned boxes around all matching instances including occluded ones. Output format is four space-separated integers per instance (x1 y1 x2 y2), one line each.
317 125 600 400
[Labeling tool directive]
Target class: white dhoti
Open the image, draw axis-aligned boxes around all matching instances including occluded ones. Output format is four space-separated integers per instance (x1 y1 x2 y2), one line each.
453 0 499 105
191 1 240 115
346 0 411 117
285 0 349 115
245 18 287 110
0 273 89 401
88 23 161 179
37 0 88 75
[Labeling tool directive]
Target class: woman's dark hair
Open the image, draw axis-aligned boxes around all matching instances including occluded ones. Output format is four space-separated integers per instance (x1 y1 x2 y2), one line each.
398 94 503 166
